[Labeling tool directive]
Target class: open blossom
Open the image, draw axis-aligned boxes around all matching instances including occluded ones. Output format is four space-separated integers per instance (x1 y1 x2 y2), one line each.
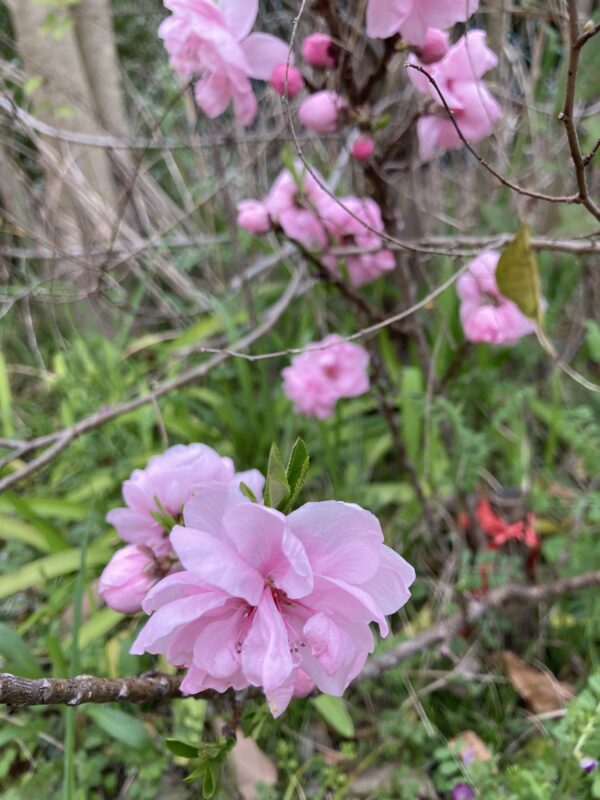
131 483 415 716
99 545 161 614
452 784 476 800
298 91 347 134
581 757 598 774
302 33 337 69
282 334 370 419
456 251 536 345
270 64 304 97
366 0 479 45
408 30 501 161
319 196 396 286
106 443 264 557
158 0 289 125
264 167 331 249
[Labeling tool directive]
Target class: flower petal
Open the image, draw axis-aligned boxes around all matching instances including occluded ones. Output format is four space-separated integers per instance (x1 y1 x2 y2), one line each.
170 524 264 605
242 589 295 692
242 32 291 80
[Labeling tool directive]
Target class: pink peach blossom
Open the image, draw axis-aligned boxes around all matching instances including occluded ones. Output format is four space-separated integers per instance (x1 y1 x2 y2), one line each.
237 199 271 234
158 0 290 125
270 64 304 97
263 167 331 250
351 135 376 161
99 545 161 615
298 91 347 134
408 30 501 160
302 33 337 69
318 196 396 286
456 250 537 345
366 0 479 45
106 443 264 557
282 334 370 419
131 483 415 715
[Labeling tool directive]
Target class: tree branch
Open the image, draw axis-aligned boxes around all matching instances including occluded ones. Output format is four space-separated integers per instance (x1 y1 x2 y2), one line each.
2 570 599 707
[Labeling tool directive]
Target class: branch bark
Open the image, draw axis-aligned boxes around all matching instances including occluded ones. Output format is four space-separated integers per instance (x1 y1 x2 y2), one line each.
2 569 599 707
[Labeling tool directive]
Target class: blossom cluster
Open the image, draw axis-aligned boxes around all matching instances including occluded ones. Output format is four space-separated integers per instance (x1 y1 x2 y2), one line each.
158 0 500 162
100 443 416 716
238 166 396 287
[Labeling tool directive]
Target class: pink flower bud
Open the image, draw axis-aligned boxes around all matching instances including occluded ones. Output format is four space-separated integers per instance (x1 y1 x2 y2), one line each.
270 63 304 98
99 545 159 614
298 91 346 134
414 28 449 64
302 33 337 69
237 200 271 235
351 135 375 161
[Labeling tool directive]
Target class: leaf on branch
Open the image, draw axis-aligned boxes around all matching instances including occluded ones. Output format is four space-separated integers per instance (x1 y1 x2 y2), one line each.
284 437 310 513
263 443 290 510
166 738 199 759
501 651 574 713
496 224 543 323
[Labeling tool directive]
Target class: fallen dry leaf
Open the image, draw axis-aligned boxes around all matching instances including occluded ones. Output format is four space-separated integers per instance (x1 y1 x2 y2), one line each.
228 727 278 800
502 651 574 713
449 730 492 763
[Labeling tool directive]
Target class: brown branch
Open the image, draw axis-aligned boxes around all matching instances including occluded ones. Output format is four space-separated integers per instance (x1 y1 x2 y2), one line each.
0 673 184 707
2 570 600 707
362 569 600 678
560 0 600 222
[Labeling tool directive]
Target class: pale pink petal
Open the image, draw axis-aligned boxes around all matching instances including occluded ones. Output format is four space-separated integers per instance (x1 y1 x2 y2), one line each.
170 525 264 605
242 590 295 692
231 468 265 500
130 593 229 655
366 0 410 38
359 545 416 615
287 501 383 584
304 613 349 675
242 33 291 81
195 73 234 119
219 0 258 41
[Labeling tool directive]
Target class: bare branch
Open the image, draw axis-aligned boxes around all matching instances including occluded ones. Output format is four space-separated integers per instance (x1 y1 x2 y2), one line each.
2 570 600 707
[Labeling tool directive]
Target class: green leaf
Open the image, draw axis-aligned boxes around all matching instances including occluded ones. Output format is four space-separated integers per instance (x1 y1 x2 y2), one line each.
77 608 124 650
0 545 112 600
495 224 543 322
284 438 310 512
0 623 42 678
84 706 151 750
263 443 290 510
585 321 600 364
166 739 199 759
311 695 355 738
239 482 258 503
0 351 13 436
203 761 218 799
0 514 56 552
400 367 424 466
3 493 69 552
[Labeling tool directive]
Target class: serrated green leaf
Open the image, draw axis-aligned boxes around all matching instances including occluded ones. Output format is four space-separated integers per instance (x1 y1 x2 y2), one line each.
264 443 290 510
495 224 543 322
311 695 355 738
284 437 309 511
0 623 42 678
166 739 199 759
83 706 151 749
